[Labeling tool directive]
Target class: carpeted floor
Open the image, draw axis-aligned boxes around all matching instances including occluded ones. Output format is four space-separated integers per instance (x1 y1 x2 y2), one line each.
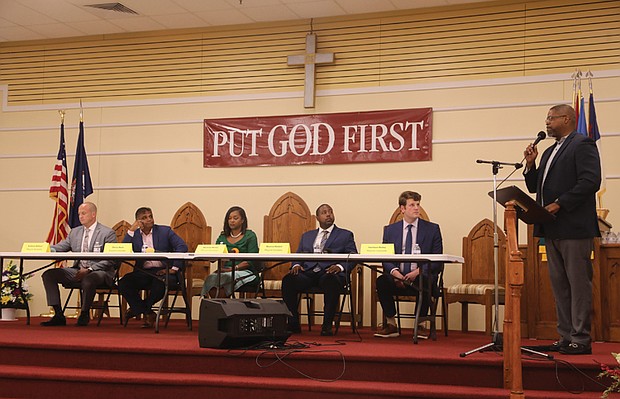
0 317 616 398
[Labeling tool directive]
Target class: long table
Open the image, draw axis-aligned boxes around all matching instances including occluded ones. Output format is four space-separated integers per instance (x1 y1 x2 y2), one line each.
0 251 463 339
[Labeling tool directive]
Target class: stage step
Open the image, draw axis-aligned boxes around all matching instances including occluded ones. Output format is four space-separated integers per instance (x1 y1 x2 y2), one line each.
0 364 605 399
0 322 612 398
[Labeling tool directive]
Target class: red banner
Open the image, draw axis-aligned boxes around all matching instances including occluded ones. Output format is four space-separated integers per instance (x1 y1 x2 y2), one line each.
203 108 432 167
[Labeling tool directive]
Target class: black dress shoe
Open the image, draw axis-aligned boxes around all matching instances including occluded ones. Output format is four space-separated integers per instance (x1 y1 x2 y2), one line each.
125 309 137 321
320 326 334 336
40 315 66 326
559 342 592 355
548 340 570 352
76 313 90 326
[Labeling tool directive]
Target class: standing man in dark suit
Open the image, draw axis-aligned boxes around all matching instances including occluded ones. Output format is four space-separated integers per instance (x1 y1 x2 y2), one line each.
282 204 357 336
524 104 601 355
118 207 188 328
374 191 443 338
41 202 117 327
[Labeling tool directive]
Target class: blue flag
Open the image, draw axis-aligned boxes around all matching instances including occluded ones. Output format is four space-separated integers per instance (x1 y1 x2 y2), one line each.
577 94 587 135
68 121 93 227
588 92 600 141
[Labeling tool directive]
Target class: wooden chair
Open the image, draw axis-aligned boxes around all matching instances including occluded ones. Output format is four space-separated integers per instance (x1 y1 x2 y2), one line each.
170 202 211 308
444 218 506 334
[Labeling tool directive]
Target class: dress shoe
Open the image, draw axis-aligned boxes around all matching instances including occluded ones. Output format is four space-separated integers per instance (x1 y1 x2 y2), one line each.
374 323 399 338
40 315 66 327
548 339 570 352
124 309 137 321
559 342 592 355
141 311 157 329
76 312 90 327
320 326 334 336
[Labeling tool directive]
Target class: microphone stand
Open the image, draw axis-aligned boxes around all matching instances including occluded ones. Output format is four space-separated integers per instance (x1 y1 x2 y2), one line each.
461 160 552 360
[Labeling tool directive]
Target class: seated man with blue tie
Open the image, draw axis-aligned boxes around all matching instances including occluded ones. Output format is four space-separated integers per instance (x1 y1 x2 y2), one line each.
282 204 358 336
118 207 188 328
374 191 444 338
41 202 117 327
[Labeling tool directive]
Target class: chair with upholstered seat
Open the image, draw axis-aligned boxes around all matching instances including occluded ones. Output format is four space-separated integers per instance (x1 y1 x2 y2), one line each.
444 218 506 334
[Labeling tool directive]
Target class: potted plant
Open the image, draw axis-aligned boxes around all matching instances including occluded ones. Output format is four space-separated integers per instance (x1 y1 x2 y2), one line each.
600 353 620 398
1 261 33 320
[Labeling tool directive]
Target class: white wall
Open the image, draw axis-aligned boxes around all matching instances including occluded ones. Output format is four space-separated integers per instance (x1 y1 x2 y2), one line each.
2 69 619 329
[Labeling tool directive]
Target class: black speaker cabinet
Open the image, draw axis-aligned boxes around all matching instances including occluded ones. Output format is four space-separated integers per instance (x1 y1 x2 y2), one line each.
199 298 292 349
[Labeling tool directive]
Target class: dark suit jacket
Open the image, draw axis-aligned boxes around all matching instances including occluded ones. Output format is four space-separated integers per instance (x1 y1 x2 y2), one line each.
525 131 601 239
123 224 188 269
294 225 358 273
382 218 444 276
51 222 117 280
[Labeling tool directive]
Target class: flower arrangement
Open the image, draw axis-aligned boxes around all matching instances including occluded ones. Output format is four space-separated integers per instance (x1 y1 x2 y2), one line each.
1 261 33 307
600 353 620 398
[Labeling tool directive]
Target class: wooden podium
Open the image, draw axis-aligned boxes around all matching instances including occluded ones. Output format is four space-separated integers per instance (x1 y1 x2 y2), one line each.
490 187 553 399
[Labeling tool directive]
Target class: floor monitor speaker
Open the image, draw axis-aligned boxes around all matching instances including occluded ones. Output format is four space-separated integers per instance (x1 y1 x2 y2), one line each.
199 298 291 349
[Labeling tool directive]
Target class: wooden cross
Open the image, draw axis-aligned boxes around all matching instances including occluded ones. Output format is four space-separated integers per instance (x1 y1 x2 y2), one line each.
287 33 335 108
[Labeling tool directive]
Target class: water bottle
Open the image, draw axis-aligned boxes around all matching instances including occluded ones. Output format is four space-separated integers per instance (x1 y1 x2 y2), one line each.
93 241 102 253
141 244 148 253
413 243 421 255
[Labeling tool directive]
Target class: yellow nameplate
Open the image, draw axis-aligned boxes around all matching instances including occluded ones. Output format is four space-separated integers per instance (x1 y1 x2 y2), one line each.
195 244 228 254
259 243 290 254
21 242 51 253
361 244 395 254
103 243 133 253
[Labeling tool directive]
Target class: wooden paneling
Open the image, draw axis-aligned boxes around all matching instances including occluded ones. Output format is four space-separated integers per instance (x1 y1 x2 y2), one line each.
525 227 620 342
1 0 618 105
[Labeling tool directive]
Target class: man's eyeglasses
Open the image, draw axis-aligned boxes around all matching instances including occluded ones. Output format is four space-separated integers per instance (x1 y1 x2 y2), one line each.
545 115 567 121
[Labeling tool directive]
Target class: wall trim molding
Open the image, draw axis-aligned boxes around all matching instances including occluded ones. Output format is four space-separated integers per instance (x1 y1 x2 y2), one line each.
2 175 618 193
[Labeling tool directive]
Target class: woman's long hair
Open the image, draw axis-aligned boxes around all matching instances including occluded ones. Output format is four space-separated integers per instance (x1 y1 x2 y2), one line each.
222 206 248 237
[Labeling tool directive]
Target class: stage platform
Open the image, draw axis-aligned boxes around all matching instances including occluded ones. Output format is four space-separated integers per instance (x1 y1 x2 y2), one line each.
0 317 615 399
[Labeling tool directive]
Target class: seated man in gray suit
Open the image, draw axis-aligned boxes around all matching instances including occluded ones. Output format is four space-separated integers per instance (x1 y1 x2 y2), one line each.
41 202 117 327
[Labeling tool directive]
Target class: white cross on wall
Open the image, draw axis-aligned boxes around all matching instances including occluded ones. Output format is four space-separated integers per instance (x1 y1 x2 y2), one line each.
287 33 335 108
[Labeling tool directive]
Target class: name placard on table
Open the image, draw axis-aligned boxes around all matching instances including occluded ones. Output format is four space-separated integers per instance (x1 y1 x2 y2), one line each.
21 242 51 253
259 243 291 254
195 244 228 254
360 243 395 254
103 243 133 253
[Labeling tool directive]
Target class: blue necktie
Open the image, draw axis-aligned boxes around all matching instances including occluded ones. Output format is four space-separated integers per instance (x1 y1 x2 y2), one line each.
403 224 412 274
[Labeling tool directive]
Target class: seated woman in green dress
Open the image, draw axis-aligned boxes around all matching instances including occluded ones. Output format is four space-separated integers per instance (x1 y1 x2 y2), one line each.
201 206 260 297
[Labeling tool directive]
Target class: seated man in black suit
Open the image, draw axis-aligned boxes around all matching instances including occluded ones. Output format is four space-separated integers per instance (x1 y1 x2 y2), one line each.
281 204 358 336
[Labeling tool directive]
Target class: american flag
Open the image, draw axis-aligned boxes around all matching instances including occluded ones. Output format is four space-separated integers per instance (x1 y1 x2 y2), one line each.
46 123 70 244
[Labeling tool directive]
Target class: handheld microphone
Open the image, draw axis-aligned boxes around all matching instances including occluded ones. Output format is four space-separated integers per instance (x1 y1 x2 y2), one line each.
531 131 546 147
